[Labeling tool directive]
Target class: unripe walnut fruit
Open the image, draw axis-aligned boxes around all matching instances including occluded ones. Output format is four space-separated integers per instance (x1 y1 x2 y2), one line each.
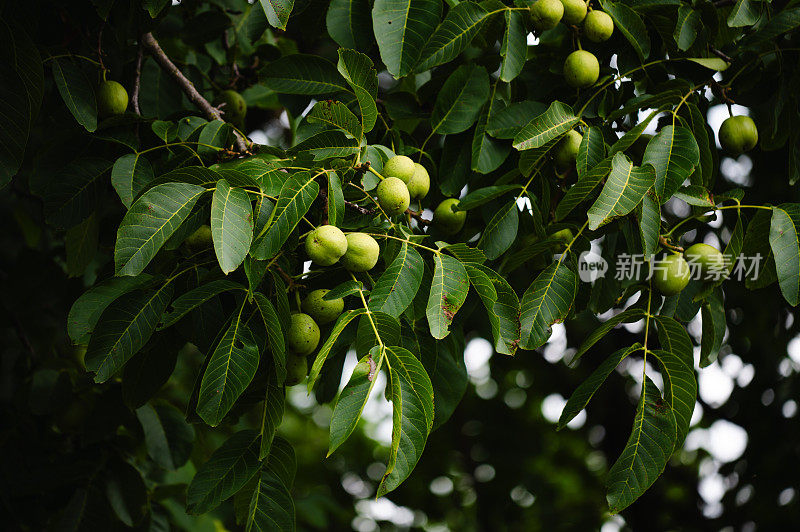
718 115 758 155
554 130 583 170
530 0 564 31
377 177 411 216
302 289 344 324
284 354 308 386
584 10 614 42
407 163 430 200
433 199 467 235
215 89 247 129
97 80 128 117
560 0 587 25
340 233 380 272
564 50 600 88
684 243 725 278
185 224 213 250
305 225 348 266
654 254 691 296
287 313 320 356
382 155 416 183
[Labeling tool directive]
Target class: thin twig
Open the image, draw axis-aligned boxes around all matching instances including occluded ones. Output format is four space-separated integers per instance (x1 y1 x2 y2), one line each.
318 186 329 226
132 42 143 115
345 200 376 216
140 32 248 152
406 209 431 227
710 47 733 63
97 23 106 72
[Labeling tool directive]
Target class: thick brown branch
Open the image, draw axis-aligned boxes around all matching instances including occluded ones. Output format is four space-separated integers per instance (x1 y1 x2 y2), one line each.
140 32 248 152
345 200 376 216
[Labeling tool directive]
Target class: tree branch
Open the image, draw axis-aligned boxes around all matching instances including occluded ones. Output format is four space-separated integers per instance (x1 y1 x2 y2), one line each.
140 32 248 152
710 47 733 64
132 42 143 115
345 200 376 216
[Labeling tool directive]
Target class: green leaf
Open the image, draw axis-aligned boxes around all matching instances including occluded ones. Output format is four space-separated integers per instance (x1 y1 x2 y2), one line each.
512 101 579 151
742 209 777 289
441 242 487 264
587 153 656 230
259 0 294 30
252 293 286 382
727 0 758 27
289 130 360 160
143 0 170 17
699 289 726 367
499 10 526 82
85 284 174 383
431 64 490 135
684 103 714 187
520 262 578 350
555 156 612 221
642 126 700 203
601 1 650 60
327 0 373 50
212 179 254 274
465 264 521 355
606 377 677 513
115 182 207 276
639 194 660 258
66 213 99 277
673 6 700 51
159 280 246 330
356 311 401 353
197 315 261 426
686 57 730 71
44 157 112 228
472 97 510 173
608 108 662 155
571 308 648 366
577 126 606 178
742 7 800 45
51 57 97 132
199 119 231 156
457 185 520 211
261 55 348 94
559 344 641 429
377 346 434 496
372 0 443 78
369 243 424 318
136 401 195 470
245 470 295 532
252 171 319 259
337 49 379 134
769 204 800 306
307 100 362 140
68 274 154 345
672 185 714 207
0 63 31 188
487 101 547 139
186 430 262 515
416 2 491 72
651 349 697 450
654 315 693 367
122 337 179 409
308 309 366 390
111 153 155 209
478 200 519 260
328 347 383 455
426 254 470 339
259 382 285 460
327 171 345 227
0 19 43 123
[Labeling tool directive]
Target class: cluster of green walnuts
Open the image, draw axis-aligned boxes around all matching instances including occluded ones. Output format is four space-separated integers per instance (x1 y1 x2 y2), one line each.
529 0 614 88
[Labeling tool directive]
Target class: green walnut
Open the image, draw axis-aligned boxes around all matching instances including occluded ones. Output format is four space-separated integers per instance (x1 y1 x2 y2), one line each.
287 313 320 356
564 50 600 88
530 0 564 31
684 243 725 278
284 354 309 386
718 115 758 155
554 130 583 170
97 80 128 117
302 289 344 324
215 89 247 129
407 163 431 200
185 224 213 250
583 10 614 42
377 177 411 216
550 228 575 244
382 155 416 184
433 198 467 235
305 225 348 266
340 233 380 272
654 254 691 296
560 0 587 25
